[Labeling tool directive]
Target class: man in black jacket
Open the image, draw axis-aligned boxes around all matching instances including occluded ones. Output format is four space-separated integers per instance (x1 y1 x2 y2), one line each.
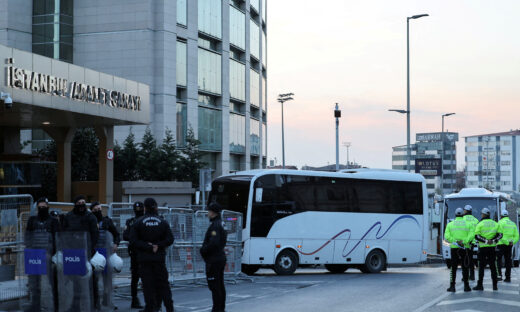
25 197 60 312
200 203 228 312
62 195 99 256
123 201 145 309
129 198 174 312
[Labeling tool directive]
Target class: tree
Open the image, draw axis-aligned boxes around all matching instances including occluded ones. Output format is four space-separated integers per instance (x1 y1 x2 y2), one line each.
114 130 139 181
157 128 181 181
178 126 205 187
138 127 162 180
71 128 99 181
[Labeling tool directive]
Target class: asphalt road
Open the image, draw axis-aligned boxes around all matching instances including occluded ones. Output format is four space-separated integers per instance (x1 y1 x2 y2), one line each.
111 264 519 312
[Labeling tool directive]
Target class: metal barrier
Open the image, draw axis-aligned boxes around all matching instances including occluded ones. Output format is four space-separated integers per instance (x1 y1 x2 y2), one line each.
221 210 243 279
0 194 33 302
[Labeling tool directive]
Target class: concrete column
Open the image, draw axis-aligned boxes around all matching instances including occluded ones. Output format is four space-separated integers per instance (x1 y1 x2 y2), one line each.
46 127 75 202
95 126 114 204
218 0 231 177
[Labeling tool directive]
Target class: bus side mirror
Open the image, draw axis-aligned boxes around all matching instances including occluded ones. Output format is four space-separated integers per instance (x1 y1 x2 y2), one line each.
255 188 263 203
434 203 440 215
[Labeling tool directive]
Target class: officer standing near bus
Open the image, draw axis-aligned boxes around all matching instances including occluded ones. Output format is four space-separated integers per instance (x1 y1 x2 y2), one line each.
444 207 473 292
496 209 519 282
123 201 145 309
473 207 503 291
200 203 228 312
129 198 174 312
462 205 478 281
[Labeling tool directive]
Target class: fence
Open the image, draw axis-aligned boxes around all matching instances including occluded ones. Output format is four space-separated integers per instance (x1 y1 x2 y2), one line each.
0 199 244 304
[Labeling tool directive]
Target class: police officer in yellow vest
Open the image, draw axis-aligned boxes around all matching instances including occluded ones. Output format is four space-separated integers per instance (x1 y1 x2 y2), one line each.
462 205 478 281
496 209 519 283
444 207 473 292
473 207 503 291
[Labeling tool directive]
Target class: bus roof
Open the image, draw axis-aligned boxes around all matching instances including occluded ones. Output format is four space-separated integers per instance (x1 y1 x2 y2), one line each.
217 169 425 183
444 188 510 200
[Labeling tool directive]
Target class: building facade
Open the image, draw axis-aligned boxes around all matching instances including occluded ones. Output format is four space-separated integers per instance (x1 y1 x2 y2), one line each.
392 132 458 195
1 0 268 177
465 130 520 193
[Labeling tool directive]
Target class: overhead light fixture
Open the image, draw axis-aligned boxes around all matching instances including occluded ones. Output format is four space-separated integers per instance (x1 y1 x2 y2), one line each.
42 121 51 125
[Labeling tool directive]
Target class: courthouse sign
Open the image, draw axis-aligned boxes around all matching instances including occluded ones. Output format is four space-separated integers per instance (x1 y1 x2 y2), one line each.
5 58 141 111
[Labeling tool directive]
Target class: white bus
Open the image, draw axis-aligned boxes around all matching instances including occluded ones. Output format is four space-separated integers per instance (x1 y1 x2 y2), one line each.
208 169 429 275
440 188 520 268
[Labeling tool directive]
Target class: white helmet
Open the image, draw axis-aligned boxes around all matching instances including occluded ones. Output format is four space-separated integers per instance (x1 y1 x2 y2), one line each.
455 208 464 216
481 208 491 216
110 253 123 273
463 205 472 212
501 210 509 217
90 251 106 272
52 251 63 269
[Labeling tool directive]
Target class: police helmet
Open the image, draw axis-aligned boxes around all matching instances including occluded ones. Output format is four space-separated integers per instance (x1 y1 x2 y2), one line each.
501 210 509 217
52 251 63 269
110 253 124 273
463 205 472 212
90 251 106 272
481 207 491 216
455 207 464 216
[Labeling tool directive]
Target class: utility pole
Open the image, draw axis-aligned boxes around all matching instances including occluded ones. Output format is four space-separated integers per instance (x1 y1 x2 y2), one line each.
343 142 351 168
334 103 341 171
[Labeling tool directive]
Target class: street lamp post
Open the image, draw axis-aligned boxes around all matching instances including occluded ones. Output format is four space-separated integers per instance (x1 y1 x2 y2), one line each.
343 142 351 168
441 112 455 195
278 93 294 169
388 109 410 171
334 103 341 171
405 13 429 172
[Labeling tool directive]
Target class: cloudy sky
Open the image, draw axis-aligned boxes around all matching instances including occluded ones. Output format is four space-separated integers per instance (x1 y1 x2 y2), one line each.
266 0 520 170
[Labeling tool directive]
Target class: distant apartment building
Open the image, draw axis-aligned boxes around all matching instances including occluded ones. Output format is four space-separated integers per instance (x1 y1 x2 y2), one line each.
465 130 520 193
392 132 458 195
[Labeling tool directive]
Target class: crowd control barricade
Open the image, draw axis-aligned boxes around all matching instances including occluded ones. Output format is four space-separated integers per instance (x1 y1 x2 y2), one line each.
94 231 114 311
19 231 56 311
0 194 33 302
55 232 93 312
221 210 243 279
193 210 210 281
165 208 196 283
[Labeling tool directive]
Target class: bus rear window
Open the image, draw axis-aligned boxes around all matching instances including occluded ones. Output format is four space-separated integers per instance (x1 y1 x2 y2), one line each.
208 176 251 228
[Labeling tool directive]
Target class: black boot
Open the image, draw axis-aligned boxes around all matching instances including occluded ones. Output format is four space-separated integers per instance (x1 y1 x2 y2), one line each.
469 271 475 281
493 282 498 291
447 283 456 292
464 282 471 292
504 277 511 283
473 282 483 291
131 297 144 309
497 275 503 281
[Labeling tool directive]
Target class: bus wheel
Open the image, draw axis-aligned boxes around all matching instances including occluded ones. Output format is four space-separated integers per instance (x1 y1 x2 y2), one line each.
363 250 386 273
242 264 260 275
274 249 298 275
325 264 348 274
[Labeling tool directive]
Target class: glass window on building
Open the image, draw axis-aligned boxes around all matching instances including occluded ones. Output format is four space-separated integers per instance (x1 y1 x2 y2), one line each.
230 113 246 154
177 0 187 26
262 30 267 67
250 118 260 155
230 155 243 172
251 156 260 169
198 48 222 94
230 59 245 101
251 0 260 13
31 129 52 153
201 153 217 171
262 0 266 22
199 107 222 151
262 122 267 156
230 5 245 49
250 19 260 60
32 0 73 63
198 0 222 38
177 41 187 87
261 76 266 112
250 68 260 107
176 103 187 147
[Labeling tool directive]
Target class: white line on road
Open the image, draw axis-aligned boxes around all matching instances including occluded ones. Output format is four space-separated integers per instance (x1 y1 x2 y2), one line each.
437 297 520 308
452 310 484 312
482 288 518 295
412 291 452 312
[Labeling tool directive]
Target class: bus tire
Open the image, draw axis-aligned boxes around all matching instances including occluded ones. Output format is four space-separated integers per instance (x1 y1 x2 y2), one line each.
325 264 348 274
242 264 260 275
274 249 298 275
363 249 386 273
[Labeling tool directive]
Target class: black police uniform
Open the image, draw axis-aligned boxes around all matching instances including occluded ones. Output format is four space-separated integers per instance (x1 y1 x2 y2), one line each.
25 211 60 311
200 214 228 312
130 212 174 312
62 207 99 255
123 214 143 306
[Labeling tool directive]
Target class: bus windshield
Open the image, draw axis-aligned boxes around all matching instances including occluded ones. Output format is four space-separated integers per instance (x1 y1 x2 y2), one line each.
445 198 497 221
208 175 252 228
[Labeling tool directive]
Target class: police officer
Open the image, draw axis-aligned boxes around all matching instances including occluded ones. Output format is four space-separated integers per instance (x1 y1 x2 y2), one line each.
462 205 478 281
25 197 60 311
91 201 121 309
496 209 519 283
200 203 228 312
444 207 473 292
473 207 503 291
123 201 145 309
129 198 174 312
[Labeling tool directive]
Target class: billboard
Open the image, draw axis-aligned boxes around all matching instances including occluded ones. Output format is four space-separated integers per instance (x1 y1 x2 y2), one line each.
416 132 459 142
415 158 441 176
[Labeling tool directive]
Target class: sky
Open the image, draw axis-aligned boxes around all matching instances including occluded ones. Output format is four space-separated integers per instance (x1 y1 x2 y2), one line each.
265 0 520 170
